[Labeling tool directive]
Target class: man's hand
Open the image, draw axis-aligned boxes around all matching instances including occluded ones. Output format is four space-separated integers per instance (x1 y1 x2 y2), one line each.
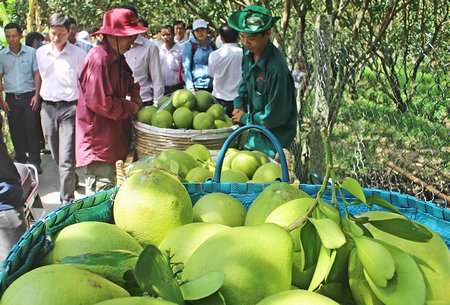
131 101 140 115
30 95 41 111
1 100 10 114
133 97 144 109
232 108 246 124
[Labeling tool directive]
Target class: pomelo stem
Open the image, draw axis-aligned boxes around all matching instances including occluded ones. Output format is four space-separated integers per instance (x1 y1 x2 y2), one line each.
286 129 333 232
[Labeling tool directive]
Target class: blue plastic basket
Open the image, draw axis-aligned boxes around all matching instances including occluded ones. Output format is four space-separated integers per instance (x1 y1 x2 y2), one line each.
1 125 448 297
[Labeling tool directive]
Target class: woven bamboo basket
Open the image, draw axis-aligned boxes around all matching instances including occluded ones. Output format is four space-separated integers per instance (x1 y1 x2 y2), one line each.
134 121 238 160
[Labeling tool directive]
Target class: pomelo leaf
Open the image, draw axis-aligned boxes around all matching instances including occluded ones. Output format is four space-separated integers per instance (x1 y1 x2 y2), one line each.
342 178 366 203
326 242 353 284
354 237 395 288
364 244 426 305
134 245 184 304
300 220 321 269
309 218 346 249
366 196 401 214
123 270 144 296
341 217 364 237
60 250 138 266
180 271 225 300
308 245 332 291
317 198 341 223
368 218 432 242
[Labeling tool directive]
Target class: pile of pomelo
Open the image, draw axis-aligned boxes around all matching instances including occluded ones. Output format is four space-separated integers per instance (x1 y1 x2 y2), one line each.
137 89 234 130
1 168 449 304
127 143 283 184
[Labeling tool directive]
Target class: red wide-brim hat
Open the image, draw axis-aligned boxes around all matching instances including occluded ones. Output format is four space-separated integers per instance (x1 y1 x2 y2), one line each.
92 8 148 37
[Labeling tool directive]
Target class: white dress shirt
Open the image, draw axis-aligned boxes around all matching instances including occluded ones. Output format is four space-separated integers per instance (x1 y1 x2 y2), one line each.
159 42 183 87
36 42 86 102
125 35 164 103
208 43 243 101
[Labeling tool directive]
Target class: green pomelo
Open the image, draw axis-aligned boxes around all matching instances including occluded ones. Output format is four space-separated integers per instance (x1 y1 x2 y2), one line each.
173 89 197 109
221 169 249 182
231 151 260 179
252 150 270 165
185 144 211 165
224 116 234 127
265 198 315 288
157 96 176 114
252 163 282 183
360 211 450 302
192 110 200 117
183 223 294 305
214 119 227 129
245 183 310 226
222 148 240 170
40 221 142 286
193 193 246 227
159 222 229 265
186 167 212 183
0 264 129 305
157 95 169 107
151 110 173 128
206 104 226 120
255 289 339 305
154 149 197 179
173 107 194 129
265 198 316 251
137 106 157 125
193 112 215 130
94 297 178 305
194 90 213 111
113 168 193 246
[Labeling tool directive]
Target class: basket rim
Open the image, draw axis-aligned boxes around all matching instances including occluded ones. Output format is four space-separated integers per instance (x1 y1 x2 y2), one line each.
134 121 238 137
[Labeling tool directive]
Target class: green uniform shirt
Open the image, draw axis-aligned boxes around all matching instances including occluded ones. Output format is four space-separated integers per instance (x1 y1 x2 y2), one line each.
234 41 297 157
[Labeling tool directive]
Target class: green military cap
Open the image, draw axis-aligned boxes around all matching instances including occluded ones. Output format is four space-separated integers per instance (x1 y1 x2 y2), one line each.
227 5 280 33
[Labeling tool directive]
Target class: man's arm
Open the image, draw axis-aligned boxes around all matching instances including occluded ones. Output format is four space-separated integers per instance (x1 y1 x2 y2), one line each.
181 42 194 91
30 70 41 111
149 45 164 103
82 59 139 119
0 74 9 113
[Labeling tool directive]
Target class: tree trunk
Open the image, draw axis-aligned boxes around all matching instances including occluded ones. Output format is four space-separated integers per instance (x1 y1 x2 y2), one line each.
301 15 333 182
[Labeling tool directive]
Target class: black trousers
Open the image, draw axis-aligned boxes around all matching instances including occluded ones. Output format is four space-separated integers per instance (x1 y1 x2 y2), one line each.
6 92 41 165
215 98 234 118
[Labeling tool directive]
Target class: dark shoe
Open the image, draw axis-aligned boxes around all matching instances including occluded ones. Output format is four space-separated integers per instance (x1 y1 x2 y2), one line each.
40 148 51 155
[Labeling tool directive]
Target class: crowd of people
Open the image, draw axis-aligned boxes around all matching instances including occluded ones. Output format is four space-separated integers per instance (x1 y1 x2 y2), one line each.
0 5 300 260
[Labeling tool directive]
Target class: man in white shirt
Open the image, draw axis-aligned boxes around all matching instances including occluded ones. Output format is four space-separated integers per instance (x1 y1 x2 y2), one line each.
36 13 86 204
208 24 243 117
174 20 189 46
68 17 93 53
159 25 183 95
125 34 164 106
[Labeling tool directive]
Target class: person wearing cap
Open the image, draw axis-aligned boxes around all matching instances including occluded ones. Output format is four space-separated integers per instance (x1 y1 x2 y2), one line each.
36 13 87 204
228 5 297 158
181 19 216 92
75 8 144 195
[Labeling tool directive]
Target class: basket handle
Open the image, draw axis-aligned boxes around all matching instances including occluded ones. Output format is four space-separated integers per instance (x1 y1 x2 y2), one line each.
213 125 290 183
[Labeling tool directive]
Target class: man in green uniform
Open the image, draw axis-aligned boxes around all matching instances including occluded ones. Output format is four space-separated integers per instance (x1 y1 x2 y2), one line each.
228 5 297 157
